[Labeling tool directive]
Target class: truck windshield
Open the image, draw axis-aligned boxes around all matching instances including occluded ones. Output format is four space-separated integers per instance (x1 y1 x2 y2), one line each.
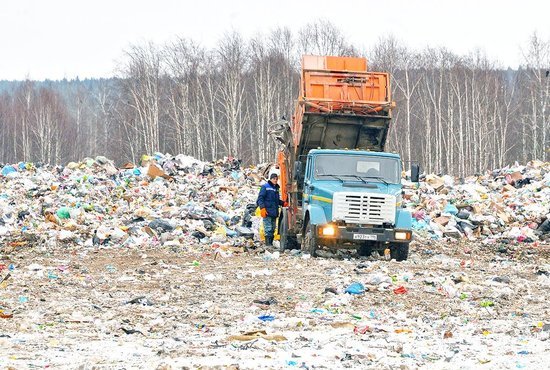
313 154 400 184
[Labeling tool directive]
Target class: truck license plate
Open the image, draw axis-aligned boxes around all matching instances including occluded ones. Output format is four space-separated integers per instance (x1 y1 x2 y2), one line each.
353 234 377 241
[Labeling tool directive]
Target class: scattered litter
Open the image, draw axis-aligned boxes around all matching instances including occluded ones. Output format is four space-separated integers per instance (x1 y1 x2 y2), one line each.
228 330 287 342
253 297 277 306
393 286 408 294
345 282 366 295
125 297 154 306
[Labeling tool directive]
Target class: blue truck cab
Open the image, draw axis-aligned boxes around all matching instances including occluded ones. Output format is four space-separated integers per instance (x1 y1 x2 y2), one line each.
297 149 414 260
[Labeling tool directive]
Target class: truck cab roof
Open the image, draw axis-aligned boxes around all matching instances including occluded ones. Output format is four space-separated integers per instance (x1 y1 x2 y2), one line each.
308 148 401 159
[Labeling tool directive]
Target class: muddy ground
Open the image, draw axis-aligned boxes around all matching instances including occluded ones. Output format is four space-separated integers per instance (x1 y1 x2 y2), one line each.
1 240 549 369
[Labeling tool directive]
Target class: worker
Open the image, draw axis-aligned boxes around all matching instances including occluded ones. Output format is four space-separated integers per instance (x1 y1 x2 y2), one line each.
257 173 285 246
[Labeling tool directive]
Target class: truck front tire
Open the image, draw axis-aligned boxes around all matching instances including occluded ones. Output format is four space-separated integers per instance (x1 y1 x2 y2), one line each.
301 222 318 257
390 243 409 261
358 243 373 257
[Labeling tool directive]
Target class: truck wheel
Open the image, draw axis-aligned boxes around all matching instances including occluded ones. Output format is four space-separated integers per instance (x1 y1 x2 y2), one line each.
390 243 409 261
301 222 318 257
279 209 298 251
357 243 373 257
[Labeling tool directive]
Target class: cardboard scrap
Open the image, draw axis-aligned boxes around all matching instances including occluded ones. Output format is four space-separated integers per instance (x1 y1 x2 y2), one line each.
330 322 356 329
227 330 287 342
425 174 445 191
146 163 172 180
433 216 451 226
506 171 523 185
497 212 511 223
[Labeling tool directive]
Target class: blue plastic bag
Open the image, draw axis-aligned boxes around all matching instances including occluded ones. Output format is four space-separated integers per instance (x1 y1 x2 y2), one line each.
345 282 365 295
412 219 429 230
1 166 17 176
231 171 241 180
216 211 230 222
444 204 458 215
224 226 237 237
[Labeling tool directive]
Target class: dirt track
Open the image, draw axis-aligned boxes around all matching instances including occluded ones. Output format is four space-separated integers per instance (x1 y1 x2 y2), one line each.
1 240 549 369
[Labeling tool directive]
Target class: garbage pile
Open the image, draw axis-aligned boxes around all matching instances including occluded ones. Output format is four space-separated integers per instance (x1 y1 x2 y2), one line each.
0 153 269 255
1 155 549 255
405 160 550 244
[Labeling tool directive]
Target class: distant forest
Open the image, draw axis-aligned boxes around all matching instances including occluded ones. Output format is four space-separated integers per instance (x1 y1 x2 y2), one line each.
0 20 548 176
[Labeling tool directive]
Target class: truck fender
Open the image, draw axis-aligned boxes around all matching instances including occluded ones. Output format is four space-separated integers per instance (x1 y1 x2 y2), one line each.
305 204 328 226
395 209 412 230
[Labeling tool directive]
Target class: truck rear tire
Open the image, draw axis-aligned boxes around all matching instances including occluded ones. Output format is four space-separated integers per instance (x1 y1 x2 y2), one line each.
280 209 298 251
390 243 409 261
301 222 318 257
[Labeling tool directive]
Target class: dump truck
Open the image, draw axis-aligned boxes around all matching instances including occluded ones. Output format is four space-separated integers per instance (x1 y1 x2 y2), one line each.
271 55 419 260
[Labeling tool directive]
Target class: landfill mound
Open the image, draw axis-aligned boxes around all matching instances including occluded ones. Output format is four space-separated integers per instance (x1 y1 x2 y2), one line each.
0 155 548 253
0 155 549 369
405 160 550 245
0 154 268 254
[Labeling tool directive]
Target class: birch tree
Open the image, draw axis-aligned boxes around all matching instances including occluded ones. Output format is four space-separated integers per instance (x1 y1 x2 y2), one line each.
298 20 357 56
521 33 550 161
119 42 164 156
216 32 249 157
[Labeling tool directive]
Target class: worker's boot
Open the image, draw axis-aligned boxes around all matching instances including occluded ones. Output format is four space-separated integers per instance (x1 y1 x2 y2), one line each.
265 236 273 247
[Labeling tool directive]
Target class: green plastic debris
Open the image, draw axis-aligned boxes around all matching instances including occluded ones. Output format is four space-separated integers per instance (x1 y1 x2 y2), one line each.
480 301 494 307
56 207 71 219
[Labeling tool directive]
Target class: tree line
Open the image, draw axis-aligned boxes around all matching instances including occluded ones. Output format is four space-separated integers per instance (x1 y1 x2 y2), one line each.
0 20 548 176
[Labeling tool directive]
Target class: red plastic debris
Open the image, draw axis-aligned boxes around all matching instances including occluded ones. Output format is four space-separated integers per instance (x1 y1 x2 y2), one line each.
393 286 408 294
353 325 371 334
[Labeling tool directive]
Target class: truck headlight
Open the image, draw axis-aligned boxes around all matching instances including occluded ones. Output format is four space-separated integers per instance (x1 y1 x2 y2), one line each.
321 224 336 236
395 231 411 240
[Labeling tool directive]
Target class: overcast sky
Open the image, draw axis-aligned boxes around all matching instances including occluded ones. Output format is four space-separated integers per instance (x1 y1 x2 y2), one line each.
1 0 549 80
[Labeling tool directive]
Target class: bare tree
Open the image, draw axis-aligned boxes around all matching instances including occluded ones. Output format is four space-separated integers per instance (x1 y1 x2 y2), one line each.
216 32 249 158
165 38 205 157
298 20 356 56
521 32 550 162
119 42 164 157
13 81 35 161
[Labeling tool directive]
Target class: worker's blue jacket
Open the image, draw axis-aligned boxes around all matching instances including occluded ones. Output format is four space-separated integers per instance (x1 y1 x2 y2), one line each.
256 181 283 218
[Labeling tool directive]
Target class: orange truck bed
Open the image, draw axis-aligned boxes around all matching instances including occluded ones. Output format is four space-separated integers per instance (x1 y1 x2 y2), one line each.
292 55 394 158
299 55 391 112
277 55 395 204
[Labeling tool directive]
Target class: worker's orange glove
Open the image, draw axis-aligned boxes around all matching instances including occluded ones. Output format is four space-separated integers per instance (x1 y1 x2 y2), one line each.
283 201 289 207
260 208 268 218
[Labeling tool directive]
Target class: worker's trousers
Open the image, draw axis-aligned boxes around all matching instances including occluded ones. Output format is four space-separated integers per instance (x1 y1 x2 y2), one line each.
263 217 277 239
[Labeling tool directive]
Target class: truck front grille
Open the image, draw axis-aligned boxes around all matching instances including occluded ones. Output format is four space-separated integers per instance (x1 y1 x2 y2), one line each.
332 192 396 225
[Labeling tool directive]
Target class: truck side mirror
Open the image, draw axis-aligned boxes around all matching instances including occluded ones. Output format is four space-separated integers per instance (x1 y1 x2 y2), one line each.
411 163 420 183
293 161 303 179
